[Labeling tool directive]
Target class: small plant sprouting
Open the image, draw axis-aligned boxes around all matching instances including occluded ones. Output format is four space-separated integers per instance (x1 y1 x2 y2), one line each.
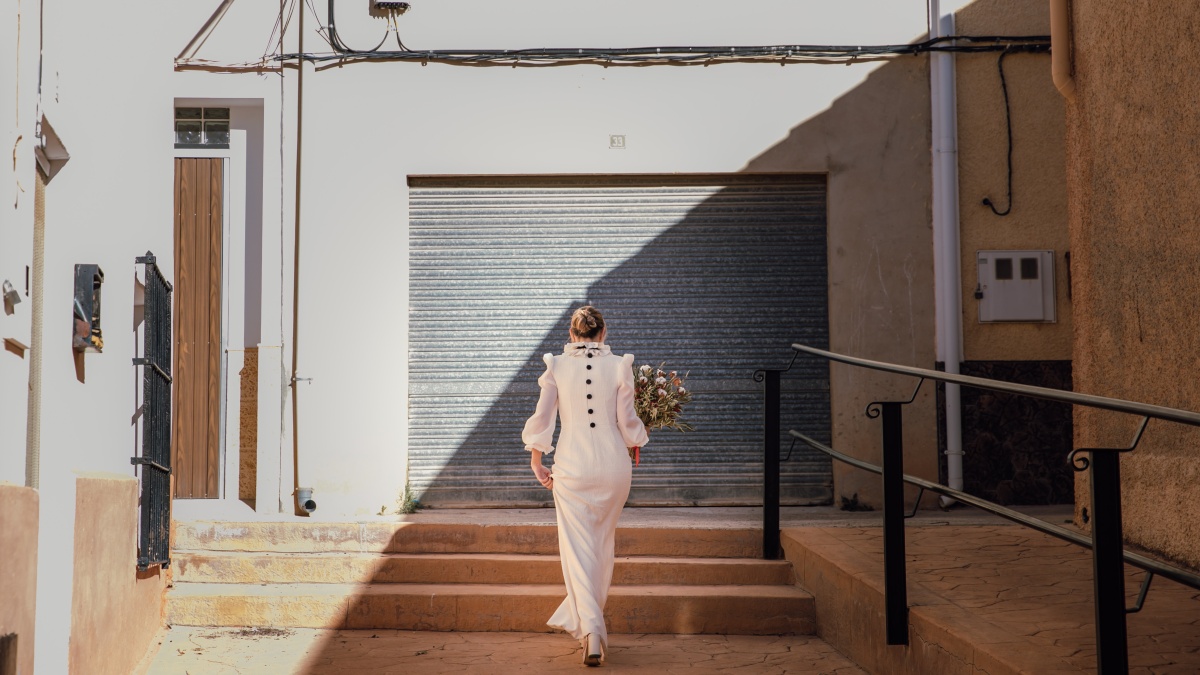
377 505 388 516
398 480 421 514
839 493 875 512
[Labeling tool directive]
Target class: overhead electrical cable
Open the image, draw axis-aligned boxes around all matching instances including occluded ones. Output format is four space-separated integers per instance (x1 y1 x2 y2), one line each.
269 0 1049 68
277 35 1050 67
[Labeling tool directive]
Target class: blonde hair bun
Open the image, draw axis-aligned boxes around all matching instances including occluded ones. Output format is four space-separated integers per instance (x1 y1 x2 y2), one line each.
570 305 605 340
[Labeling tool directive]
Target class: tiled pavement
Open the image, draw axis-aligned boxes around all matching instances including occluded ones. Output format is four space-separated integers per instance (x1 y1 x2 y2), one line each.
142 628 866 674
787 523 1200 667
800 525 1200 674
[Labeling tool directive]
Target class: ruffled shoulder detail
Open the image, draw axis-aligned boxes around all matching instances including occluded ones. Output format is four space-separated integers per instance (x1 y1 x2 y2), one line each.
563 342 613 358
543 353 554 366
622 353 635 367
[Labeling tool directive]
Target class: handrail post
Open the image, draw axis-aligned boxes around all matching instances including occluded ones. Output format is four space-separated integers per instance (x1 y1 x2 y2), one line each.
763 369 781 560
1090 451 1128 672
881 401 909 645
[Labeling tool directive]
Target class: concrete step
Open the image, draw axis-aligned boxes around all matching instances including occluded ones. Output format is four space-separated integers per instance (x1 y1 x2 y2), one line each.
173 551 795 586
166 582 815 635
173 521 761 558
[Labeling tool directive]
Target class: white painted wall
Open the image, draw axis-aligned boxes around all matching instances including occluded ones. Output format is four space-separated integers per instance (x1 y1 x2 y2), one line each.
3 0 943 666
0 0 40 487
283 1 933 517
0 2 269 671
26 1 178 670
2 3 946 667
176 0 940 518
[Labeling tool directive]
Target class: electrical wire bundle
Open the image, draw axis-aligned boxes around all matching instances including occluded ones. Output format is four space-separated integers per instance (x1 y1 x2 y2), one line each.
271 0 1049 68
283 34 1050 68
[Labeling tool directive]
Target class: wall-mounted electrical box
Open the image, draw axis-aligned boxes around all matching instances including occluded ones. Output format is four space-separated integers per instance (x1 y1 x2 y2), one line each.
73 264 104 352
976 250 1056 323
370 0 410 13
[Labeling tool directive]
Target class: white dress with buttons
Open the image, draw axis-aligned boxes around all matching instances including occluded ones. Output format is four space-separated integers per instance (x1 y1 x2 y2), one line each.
522 342 649 656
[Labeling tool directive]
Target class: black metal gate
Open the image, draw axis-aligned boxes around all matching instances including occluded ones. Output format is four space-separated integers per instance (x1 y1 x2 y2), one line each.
132 252 173 570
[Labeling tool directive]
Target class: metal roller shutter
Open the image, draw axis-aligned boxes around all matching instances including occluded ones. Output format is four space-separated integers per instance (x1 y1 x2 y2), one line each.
408 174 831 507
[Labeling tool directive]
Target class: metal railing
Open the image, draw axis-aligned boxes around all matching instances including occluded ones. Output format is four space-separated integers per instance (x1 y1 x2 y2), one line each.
132 253 173 570
759 343 1200 675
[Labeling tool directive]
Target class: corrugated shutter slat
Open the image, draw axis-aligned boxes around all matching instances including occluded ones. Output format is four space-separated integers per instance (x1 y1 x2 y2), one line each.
408 175 831 507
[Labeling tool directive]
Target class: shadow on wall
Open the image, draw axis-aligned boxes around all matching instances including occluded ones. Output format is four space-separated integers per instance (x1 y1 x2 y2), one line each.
293 34 936 675
408 49 935 509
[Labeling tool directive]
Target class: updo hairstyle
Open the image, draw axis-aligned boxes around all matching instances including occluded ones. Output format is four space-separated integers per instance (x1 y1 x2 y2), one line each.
570 305 605 340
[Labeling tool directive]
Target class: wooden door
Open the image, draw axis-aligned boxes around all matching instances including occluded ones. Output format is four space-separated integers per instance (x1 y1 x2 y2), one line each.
172 158 223 499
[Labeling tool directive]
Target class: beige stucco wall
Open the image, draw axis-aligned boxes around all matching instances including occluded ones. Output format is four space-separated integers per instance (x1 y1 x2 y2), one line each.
956 0 1071 361
1066 3 1200 568
745 56 938 509
67 475 166 675
0 484 38 675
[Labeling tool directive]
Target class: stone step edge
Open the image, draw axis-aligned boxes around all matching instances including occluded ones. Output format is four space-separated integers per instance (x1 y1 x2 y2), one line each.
172 552 795 586
172 522 762 557
168 582 813 598
172 551 790 565
166 582 816 635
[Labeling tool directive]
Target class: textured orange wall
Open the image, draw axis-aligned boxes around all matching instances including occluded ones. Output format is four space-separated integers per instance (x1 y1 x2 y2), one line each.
68 475 166 675
1066 3 1200 568
956 0 1071 361
0 484 38 675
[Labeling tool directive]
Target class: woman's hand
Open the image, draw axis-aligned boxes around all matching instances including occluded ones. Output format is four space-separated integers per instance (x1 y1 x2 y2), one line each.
531 453 554 490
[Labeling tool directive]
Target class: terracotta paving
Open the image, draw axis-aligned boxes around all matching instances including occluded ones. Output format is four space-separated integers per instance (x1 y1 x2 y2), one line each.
824 525 1200 674
143 627 866 674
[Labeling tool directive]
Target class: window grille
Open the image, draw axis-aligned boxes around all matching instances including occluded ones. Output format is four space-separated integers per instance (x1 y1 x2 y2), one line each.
174 107 230 148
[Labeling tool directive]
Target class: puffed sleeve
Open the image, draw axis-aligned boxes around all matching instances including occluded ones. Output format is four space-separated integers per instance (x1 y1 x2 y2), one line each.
617 354 650 449
522 353 558 454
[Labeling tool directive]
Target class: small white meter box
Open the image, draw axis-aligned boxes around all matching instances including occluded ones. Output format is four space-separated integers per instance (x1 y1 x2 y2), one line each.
975 250 1056 322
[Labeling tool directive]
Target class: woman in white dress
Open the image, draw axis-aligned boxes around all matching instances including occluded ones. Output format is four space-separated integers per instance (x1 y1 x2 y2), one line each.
522 305 649 667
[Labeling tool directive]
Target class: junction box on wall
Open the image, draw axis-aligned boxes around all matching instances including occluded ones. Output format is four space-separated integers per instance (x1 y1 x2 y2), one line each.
975 250 1056 322
370 1 410 13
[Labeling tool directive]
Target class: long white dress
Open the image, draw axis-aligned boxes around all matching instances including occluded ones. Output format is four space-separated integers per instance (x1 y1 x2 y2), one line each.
522 342 649 656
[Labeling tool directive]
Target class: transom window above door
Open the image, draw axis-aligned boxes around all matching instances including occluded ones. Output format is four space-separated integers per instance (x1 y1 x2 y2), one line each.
174 107 230 148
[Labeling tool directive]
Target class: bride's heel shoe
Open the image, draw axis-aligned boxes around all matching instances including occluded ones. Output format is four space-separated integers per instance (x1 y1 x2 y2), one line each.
582 634 602 667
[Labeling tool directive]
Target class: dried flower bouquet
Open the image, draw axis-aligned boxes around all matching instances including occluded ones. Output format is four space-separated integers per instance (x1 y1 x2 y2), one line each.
629 363 693 464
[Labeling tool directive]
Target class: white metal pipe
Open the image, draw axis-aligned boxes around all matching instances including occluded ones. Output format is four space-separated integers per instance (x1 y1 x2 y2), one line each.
929 3 965 505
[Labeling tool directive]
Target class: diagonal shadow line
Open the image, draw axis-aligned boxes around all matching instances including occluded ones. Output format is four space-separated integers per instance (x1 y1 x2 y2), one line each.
406 39 937 511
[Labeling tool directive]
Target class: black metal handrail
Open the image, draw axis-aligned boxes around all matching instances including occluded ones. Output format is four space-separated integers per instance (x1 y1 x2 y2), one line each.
788 430 1200 592
792 343 1200 427
757 342 1200 674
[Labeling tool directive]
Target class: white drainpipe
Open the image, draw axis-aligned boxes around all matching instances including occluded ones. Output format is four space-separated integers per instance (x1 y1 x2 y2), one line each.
929 3 965 506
